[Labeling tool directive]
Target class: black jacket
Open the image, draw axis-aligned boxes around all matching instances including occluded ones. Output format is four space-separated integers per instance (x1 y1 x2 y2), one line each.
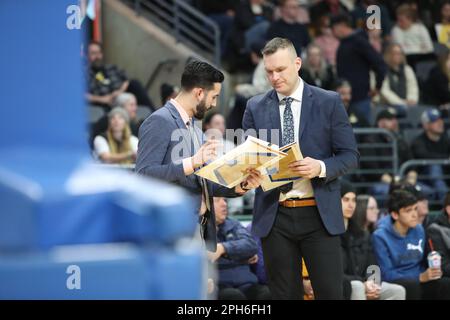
336 29 387 103
411 132 450 160
426 213 450 277
341 221 377 282
424 65 450 106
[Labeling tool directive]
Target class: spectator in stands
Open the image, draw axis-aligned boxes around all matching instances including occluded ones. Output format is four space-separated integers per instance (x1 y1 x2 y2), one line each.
388 181 434 225
391 4 435 70
427 192 450 277
228 0 273 70
160 83 178 105
434 1 450 49
229 41 271 131
300 44 336 90
331 13 387 124
381 43 419 111
415 188 431 227
86 41 154 110
351 0 393 40
424 51 450 113
246 222 267 285
411 109 450 200
92 93 143 141
203 111 235 155
334 79 370 128
197 0 239 57
310 0 350 25
372 189 450 299
212 197 271 300
93 107 138 164
272 0 310 24
312 14 340 66
354 194 380 234
340 181 406 300
266 0 310 57
234 41 271 99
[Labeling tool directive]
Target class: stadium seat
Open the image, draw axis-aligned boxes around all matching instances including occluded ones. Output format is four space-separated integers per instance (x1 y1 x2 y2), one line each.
89 106 105 123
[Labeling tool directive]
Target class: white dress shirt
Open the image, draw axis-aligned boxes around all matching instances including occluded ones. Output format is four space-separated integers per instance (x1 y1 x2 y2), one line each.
277 78 326 201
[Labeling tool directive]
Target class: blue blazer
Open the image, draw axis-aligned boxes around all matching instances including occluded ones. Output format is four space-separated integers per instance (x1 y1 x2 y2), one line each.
243 83 359 238
136 102 239 251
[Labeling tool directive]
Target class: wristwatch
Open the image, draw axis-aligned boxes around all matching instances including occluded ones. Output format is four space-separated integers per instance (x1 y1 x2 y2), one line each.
240 181 251 191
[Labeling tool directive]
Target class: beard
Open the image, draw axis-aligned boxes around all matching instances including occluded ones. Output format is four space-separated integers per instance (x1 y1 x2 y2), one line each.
194 97 208 120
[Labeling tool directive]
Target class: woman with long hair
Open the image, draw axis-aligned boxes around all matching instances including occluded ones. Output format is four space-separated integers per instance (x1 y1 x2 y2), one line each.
381 43 419 109
93 107 138 164
353 195 380 234
300 43 336 90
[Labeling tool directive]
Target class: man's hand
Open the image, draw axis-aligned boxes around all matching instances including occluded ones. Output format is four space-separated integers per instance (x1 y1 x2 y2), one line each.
369 89 379 98
192 139 222 169
248 254 258 264
303 279 314 299
207 278 215 294
242 168 263 189
207 243 226 262
365 281 381 300
288 157 322 179
236 168 263 194
420 267 442 283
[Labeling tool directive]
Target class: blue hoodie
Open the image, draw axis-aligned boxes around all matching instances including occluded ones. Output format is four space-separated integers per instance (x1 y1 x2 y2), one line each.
372 215 426 282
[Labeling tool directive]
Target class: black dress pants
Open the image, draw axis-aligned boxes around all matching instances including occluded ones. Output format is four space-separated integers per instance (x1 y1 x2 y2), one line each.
261 205 343 300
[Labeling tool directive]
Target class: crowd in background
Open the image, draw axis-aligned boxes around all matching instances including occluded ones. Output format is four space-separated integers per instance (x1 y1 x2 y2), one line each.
83 0 450 299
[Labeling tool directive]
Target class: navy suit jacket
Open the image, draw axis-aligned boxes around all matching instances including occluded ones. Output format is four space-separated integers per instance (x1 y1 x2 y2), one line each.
136 102 239 251
243 83 359 238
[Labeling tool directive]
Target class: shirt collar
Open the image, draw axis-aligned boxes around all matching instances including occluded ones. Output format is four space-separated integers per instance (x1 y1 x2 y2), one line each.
170 98 191 125
276 77 304 104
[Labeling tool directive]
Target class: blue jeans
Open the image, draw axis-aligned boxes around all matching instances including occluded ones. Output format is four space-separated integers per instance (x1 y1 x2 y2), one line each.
351 98 372 124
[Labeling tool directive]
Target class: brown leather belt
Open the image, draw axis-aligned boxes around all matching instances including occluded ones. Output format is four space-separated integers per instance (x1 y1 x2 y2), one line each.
279 198 316 208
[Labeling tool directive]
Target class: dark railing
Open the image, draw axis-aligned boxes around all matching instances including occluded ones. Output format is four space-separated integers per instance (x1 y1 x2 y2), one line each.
132 0 221 66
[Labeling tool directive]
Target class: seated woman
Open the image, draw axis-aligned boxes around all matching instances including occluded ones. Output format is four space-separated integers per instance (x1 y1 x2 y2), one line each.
353 194 380 234
381 43 419 114
341 182 406 300
93 107 138 164
300 43 336 90
391 4 435 70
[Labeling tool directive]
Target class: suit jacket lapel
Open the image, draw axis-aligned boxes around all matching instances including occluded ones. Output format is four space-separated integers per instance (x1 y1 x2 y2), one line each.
166 102 192 154
299 83 313 142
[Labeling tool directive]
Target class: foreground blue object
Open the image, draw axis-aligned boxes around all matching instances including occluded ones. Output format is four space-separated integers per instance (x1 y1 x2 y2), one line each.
0 242 205 300
0 0 206 299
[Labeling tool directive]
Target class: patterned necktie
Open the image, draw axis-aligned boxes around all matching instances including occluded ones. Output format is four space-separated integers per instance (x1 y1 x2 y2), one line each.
280 97 295 194
282 97 295 146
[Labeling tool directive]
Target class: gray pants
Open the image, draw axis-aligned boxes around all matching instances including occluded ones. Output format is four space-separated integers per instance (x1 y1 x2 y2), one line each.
350 280 406 300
